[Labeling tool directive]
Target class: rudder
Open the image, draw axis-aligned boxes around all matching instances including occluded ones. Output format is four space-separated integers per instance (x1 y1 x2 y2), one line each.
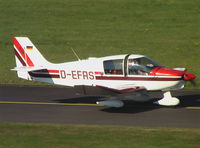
13 37 50 67
13 37 50 79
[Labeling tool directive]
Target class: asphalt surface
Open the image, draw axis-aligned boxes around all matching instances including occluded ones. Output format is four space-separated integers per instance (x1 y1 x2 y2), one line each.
0 85 200 128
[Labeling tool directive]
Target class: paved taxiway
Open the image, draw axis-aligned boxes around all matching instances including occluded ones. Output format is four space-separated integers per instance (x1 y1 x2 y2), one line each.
0 85 200 128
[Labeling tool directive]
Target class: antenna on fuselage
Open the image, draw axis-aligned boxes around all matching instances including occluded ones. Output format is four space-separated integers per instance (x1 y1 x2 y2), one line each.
67 42 81 61
71 47 81 61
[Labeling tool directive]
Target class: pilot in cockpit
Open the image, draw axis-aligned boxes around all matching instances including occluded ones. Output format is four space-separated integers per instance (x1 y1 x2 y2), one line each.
128 59 147 75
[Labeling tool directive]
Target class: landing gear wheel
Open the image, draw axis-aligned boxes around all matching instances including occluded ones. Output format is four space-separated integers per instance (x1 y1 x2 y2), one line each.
154 91 180 106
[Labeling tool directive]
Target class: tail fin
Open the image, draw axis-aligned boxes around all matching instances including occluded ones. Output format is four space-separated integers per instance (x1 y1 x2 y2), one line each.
13 37 50 67
13 37 50 79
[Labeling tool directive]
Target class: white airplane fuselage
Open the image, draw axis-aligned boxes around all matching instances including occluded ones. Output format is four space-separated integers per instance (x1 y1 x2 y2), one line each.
28 55 184 91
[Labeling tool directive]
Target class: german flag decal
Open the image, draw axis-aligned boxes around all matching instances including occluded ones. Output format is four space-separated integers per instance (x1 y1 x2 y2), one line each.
26 46 33 50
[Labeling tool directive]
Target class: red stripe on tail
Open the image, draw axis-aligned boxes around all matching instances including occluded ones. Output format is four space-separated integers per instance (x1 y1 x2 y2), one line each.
14 49 26 66
13 37 34 67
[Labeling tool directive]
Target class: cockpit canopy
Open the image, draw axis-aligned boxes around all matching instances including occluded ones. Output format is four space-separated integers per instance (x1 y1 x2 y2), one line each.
103 55 162 76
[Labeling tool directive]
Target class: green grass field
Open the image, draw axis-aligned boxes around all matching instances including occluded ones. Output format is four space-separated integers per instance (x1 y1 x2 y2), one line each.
0 0 200 87
0 0 200 147
0 123 199 148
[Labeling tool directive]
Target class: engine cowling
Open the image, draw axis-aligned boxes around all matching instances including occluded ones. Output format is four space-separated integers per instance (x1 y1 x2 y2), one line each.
150 67 196 81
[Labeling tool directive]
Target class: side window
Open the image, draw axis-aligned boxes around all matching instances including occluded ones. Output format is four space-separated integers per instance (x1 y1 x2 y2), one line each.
104 59 123 75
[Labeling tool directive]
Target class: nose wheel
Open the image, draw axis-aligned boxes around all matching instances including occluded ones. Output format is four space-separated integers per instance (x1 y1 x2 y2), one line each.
154 91 180 106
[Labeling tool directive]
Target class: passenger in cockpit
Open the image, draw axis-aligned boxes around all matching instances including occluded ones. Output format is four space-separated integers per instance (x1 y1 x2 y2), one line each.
128 59 147 75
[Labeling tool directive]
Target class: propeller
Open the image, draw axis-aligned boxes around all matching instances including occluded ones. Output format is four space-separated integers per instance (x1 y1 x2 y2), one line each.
183 72 197 87
190 79 197 86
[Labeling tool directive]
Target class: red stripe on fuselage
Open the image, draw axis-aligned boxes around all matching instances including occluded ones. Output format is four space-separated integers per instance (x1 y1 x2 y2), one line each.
95 76 182 81
48 70 59 73
33 69 59 73
13 37 34 66
14 49 26 66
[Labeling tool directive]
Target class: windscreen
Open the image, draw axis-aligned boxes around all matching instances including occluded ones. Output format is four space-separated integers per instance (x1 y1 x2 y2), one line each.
128 57 162 75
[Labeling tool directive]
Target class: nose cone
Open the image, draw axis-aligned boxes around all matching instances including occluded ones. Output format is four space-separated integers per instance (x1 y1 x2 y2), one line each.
183 72 196 81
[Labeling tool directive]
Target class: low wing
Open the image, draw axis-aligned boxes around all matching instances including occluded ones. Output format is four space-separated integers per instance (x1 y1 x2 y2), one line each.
97 84 146 93
96 84 151 107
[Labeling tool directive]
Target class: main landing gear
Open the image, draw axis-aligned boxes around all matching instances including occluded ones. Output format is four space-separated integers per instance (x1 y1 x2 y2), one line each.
154 91 180 106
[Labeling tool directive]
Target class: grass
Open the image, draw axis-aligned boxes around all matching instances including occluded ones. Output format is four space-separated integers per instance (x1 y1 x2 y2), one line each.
0 0 199 88
0 1 200 147
0 123 199 148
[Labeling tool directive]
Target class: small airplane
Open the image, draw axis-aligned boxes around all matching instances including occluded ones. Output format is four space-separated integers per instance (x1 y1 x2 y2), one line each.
12 37 196 107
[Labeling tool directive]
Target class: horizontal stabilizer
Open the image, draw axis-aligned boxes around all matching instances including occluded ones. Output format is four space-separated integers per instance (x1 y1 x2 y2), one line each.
11 66 45 72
